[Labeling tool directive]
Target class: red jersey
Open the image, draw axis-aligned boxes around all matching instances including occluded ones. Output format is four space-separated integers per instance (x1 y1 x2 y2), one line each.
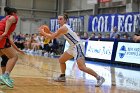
0 14 18 48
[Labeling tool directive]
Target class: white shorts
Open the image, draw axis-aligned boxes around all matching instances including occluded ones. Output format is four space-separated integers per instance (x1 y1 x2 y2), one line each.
66 42 85 60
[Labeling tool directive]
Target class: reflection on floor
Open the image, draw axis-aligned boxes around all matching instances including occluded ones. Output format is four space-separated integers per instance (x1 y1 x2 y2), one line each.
0 54 140 93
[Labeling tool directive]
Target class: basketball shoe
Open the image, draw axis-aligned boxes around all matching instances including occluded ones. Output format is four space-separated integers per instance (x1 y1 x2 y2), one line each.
54 74 66 82
95 76 105 87
0 75 13 88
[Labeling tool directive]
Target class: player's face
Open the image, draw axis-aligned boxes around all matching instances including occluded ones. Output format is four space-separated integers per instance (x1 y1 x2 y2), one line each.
58 16 65 26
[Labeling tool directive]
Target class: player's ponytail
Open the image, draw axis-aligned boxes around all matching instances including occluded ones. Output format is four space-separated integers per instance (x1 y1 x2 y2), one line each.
63 13 69 21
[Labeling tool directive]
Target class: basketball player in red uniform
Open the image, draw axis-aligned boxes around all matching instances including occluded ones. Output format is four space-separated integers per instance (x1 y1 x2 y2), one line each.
0 6 18 88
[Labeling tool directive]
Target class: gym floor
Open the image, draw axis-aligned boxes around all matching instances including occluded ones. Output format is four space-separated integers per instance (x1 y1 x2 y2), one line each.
0 54 139 93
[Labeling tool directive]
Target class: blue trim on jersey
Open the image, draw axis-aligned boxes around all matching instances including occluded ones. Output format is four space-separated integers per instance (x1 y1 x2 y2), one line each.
76 44 85 60
65 33 78 44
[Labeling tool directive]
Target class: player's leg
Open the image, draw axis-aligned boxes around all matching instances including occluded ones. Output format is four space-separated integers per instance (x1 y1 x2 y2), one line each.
0 47 18 88
54 51 73 82
77 58 105 87
1 55 14 84
0 55 8 85
75 43 105 87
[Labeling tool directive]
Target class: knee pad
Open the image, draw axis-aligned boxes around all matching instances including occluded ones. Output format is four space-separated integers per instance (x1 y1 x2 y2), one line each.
1 55 9 67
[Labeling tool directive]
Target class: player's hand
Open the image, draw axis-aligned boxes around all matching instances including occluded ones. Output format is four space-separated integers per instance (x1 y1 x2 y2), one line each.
0 33 6 40
17 50 25 55
133 35 140 42
0 35 3 41
39 28 46 36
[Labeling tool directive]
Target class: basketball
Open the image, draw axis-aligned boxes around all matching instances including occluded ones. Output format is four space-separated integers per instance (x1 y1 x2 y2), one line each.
39 25 51 36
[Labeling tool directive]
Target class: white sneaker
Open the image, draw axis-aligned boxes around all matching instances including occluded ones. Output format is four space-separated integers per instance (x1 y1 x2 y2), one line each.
44 52 48 57
50 53 54 58
29 49 34 54
26 49 30 53
95 76 105 87
54 75 66 82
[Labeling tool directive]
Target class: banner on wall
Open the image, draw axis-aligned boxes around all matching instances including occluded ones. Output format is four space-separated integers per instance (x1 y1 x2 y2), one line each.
115 42 140 64
85 40 114 60
50 18 59 32
50 16 84 32
0 16 4 20
88 13 140 32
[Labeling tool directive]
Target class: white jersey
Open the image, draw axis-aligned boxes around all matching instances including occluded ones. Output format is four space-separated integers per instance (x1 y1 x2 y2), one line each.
63 24 80 46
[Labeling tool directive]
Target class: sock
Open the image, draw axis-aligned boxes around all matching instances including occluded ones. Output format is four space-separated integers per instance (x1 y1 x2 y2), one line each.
3 72 9 77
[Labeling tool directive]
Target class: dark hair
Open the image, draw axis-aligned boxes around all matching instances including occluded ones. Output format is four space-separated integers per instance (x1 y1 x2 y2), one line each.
63 13 69 21
4 6 17 15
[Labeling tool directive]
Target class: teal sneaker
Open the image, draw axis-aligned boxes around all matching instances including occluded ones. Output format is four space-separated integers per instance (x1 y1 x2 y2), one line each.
0 75 13 88
0 81 5 85
6 77 14 84
9 78 14 83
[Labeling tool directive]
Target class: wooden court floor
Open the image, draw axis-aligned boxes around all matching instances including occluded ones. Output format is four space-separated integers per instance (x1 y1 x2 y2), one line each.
0 54 140 93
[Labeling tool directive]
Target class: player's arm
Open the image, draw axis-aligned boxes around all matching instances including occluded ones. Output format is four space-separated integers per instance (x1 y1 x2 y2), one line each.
2 16 16 37
40 26 67 39
52 26 67 39
9 38 25 54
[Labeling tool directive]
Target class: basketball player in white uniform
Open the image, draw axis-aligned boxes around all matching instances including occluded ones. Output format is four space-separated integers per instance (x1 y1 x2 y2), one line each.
39 13 105 87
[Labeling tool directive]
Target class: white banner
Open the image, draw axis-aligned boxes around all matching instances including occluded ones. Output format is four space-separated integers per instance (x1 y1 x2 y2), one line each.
85 40 114 60
115 42 140 64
